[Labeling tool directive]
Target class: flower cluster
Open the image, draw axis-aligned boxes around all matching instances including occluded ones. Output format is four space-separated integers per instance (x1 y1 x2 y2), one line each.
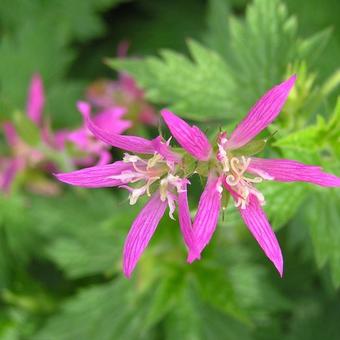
1 60 154 193
57 75 340 278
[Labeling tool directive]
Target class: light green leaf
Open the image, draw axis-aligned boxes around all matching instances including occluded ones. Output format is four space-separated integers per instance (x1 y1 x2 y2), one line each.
108 40 236 121
259 181 307 230
307 190 340 287
34 279 154 340
30 191 140 278
205 0 231 60
165 282 252 340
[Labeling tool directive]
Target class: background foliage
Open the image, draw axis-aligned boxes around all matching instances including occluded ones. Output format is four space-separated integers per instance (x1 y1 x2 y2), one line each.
0 0 339 339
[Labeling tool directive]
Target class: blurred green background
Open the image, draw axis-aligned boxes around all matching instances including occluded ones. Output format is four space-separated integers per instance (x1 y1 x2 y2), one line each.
0 0 339 339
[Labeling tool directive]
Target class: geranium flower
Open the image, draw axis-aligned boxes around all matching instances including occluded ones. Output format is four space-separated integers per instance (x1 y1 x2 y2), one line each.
64 103 131 166
1 74 131 193
56 102 198 277
161 75 340 276
86 43 157 127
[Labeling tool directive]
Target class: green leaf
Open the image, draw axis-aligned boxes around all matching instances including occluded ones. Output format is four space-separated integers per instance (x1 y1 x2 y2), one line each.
307 190 340 287
108 40 236 121
30 191 140 278
0 0 122 113
46 222 121 279
259 181 308 230
0 194 39 289
274 98 340 158
205 0 231 60
13 110 40 146
34 279 154 340
108 0 332 123
232 138 268 157
286 300 340 340
164 282 252 340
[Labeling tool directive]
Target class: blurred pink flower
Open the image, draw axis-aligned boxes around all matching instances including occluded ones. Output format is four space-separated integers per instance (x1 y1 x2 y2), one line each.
63 103 131 166
1 74 131 193
161 75 340 277
56 102 198 278
86 43 157 127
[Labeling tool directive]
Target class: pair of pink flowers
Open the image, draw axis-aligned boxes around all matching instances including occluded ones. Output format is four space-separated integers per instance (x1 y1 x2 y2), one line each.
57 75 340 278
1 72 145 193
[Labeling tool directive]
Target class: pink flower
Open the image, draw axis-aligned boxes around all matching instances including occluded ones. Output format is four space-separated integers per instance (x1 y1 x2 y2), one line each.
86 43 157 126
62 102 131 166
1 73 132 193
161 75 340 277
56 104 198 278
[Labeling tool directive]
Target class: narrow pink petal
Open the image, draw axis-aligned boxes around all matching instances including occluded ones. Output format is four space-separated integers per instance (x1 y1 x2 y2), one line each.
226 75 296 150
249 158 340 187
177 181 200 262
123 192 167 278
77 101 156 154
3 122 19 146
52 130 69 150
93 108 132 134
26 74 45 125
151 136 181 163
192 175 222 258
117 40 130 58
96 150 112 166
238 195 283 276
55 161 134 188
161 109 212 161
0 158 21 193
66 128 89 150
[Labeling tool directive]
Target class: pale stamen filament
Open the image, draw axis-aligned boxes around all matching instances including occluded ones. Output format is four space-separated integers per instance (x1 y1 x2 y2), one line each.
243 176 263 183
147 153 164 169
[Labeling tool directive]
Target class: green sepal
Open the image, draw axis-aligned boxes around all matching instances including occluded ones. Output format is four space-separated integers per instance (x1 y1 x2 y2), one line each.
232 138 267 157
222 190 231 211
195 161 211 177
181 153 198 177
13 110 40 146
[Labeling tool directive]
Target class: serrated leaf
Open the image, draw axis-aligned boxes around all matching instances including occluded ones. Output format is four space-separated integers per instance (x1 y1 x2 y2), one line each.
259 181 307 230
30 191 141 278
108 40 236 121
35 279 154 340
307 190 340 287
205 0 231 60
165 282 252 340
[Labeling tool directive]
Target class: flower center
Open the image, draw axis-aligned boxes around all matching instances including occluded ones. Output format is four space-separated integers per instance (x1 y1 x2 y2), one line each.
111 152 184 215
217 137 267 209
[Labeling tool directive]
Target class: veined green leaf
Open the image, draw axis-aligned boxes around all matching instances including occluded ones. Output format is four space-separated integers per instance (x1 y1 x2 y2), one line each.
107 40 236 121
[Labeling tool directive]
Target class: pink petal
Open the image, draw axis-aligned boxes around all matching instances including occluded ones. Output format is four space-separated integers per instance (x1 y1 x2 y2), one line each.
177 181 200 262
161 109 212 161
123 192 167 278
249 158 340 187
77 101 156 154
238 194 283 276
117 40 130 58
226 75 296 150
55 161 134 188
96 150 112 166
151 136 181 163
3 122 19 146
52 130 69 150
192 175 222 259
0 158 22 193
26 74 45 125
66 128 90 150
93 108 132 134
